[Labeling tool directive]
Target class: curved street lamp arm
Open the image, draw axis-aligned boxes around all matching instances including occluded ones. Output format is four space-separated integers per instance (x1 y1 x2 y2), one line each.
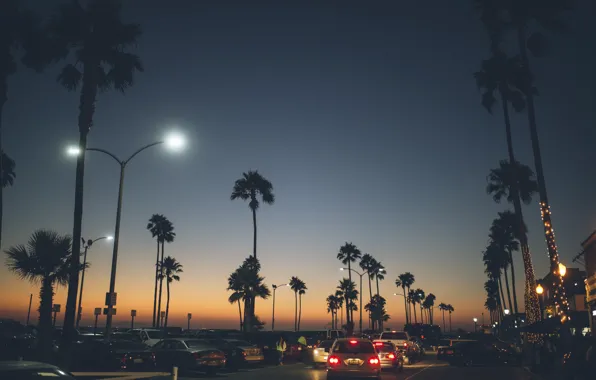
93 236 108 244
124 141 163 165
87 148 123 165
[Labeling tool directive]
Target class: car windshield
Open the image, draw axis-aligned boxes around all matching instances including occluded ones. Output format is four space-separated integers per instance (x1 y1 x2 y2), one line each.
145 330 162 339
381 332 408 340
373 342 395 352
333 341 375 354
185 340 212 348
318 340 334 348
228 340 252 346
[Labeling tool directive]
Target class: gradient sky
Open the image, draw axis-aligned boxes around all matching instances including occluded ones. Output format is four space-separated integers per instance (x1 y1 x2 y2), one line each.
1 0 595 331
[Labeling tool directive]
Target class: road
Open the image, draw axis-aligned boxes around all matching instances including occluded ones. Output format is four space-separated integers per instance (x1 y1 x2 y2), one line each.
166 353 540 380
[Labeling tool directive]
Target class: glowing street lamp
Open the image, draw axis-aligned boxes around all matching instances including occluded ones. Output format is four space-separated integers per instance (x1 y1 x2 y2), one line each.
67 132 186 338
76 235 113 328
473 318 478 333
536 284 544 295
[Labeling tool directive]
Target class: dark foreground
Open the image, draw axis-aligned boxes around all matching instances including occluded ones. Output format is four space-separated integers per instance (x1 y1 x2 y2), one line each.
134 353 538 380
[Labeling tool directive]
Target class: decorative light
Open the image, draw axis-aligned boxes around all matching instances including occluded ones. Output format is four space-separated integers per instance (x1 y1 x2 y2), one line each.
536 284 544 295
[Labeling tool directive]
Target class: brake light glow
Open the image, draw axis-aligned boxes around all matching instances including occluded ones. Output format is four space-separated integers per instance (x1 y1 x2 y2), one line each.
403 342 408 347
374 342 384 346
328 356 340 365
350 340 358 344
387 353 396 360
369 357 380 365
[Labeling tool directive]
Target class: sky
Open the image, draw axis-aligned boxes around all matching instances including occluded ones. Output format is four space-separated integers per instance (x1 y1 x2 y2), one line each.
1 0 595 332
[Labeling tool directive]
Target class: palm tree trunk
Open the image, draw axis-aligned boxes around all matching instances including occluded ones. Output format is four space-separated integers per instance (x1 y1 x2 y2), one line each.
238 300 243 330
347 263 353 324
368 274 373 329
294 292 298 332
508 250 519 315
516 26 566 318
503 269 514 313
164 279 170 328
442 311 446 332
64 71 98 353
39 278 54 361
497 276 506 314
0 78 6 250
412 302 417 323
243 297 251 333
251 207 257 329
402 286 408 324
298 293 303 331
152 240 160 327
156 241 165 327
420 304 423 324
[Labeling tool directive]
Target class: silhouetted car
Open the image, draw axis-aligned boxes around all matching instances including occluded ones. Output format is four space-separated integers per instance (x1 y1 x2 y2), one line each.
152 338 226 375
186 338 244 369
0 361 75 379
447 340 520 367
71 339 156 371
224 339 264 365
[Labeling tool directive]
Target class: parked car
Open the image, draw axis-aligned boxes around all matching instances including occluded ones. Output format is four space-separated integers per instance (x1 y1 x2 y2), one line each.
224 339 264 365
312 339 334 367
373 341 404 373
152 338 226 375
199 338 245 369
447 340 520 367
326 338 381 379
130 328 164 347
0 361 76 379
70 339 156 371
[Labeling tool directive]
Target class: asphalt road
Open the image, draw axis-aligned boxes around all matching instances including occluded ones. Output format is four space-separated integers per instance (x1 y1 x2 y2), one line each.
165 353 540 380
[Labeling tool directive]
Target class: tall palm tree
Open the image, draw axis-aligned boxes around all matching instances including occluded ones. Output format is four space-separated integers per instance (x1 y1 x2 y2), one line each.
447 304 454 332
396 273 414 324
483 243 507 315
414 289 425 323
490 211 521 314
326 294 339 329
156 218 175 328
424 294 436 324
0 1 45 250
484 278 501 323
227 257 270 332
335 290 344 328
4 230 74 360
475 0 572 322
289 277 306 331
337 242 361 323
359 254 376 327
49 0 144 341
228 289 243 331
147 214 166 327
408 289 418 323
230 170 275 259
298 287 306 331
159 256 182 329
337 278 357 334
438 303 448 332
372 261 385 297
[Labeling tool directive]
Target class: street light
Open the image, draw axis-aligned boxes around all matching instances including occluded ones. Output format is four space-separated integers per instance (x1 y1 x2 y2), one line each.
271 283 289 331
558 262 567 277
68 132 186 338
76 235 113 328
473 317 478 333
536 283 545 320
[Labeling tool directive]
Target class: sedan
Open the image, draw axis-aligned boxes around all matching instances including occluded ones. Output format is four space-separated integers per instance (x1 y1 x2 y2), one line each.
71 339 156 371
224 339 264 365
373 341 404 373
153 338 226 375
312 339 334 367
326 338 381 380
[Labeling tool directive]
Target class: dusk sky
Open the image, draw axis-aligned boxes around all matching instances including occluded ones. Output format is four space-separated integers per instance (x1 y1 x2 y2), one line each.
1 0 594 331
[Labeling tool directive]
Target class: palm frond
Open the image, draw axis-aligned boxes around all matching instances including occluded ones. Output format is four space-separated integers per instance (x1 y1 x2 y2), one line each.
57 63 82 91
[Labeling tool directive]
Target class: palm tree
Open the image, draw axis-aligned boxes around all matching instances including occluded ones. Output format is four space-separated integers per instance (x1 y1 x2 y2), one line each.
0 1 45 250
326 295 339 329
159 256 182 329
446 304 454 332
408 289 418 323
298 287 306 331
359 254 376 327
337 242 361 323
230 170 275 259
414 289 425 323
396 273 414 324
335 290 344 328
490 211 521 314
4 230 74 359
483 243 507 315
337 278 358 334
289 277 306 331
49 0 144 340
372 261 385 296
155 218 175 328
227 257 270 333
228 289 243 331
438 303 448 332
423 294 436 324
147 214 165 327
484 279 501 323
475 0 572 322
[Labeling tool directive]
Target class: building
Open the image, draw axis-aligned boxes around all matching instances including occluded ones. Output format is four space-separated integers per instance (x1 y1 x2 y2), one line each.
581 230 596 336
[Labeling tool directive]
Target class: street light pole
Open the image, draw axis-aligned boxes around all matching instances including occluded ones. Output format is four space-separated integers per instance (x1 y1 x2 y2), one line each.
272 283 288 331
473 318 478 333
77 236 112 328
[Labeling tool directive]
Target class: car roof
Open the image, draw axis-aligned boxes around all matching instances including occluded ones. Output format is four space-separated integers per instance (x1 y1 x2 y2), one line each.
0 361 60 371
335 338 371 343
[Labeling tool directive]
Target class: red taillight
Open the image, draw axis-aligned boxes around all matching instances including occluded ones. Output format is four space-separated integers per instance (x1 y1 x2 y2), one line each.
374 342 384 346
403 342 408 348
349 340 358 344
328 356 340 365
387 353 396 360
369 357 380 365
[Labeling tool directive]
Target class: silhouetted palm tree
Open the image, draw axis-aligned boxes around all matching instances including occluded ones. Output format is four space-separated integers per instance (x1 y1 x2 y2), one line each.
0 1 45 250
230 170 275 259
337 278 358 334
438 303 448 332
483 243 507 315
1 152 15 188
289 276 306 331
49 0 144 340
490 211 521 314
160 256 182 329
414 289 425 323
396 273 414 324
228 289 243 331
359 253 376 327
337 242 361 323
372 261 385 296
227 257 270 333
423 294 436 324
155 218 175 328
147 214 166 327
408 289 418 323
475 0 572 321
4 230 74 360
447 304 454 332
335 290 344 328
484 278 501 323
326 294 339 329
298 288 306 331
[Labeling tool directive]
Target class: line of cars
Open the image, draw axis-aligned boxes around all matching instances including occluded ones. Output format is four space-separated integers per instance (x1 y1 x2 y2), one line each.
436 335 522 367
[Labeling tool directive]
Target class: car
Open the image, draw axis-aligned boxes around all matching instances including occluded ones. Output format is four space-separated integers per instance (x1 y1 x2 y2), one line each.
312 339 334 367
377 331 416 362
153 338 226 375
447 340 520 367
70 339 156 371
130 328 164 347
326 338 381 380
224 339 264 365
0 361 76 379
373 341 404 373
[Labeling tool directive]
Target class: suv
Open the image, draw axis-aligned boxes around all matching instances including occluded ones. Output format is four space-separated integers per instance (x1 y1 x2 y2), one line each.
326 338 381 380
378 331 415 361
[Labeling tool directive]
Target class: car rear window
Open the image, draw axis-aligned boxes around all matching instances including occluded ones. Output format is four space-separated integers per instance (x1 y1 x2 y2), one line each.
318 340 334 348
381 332 408 340
373 342 396 352
332 340 375 354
